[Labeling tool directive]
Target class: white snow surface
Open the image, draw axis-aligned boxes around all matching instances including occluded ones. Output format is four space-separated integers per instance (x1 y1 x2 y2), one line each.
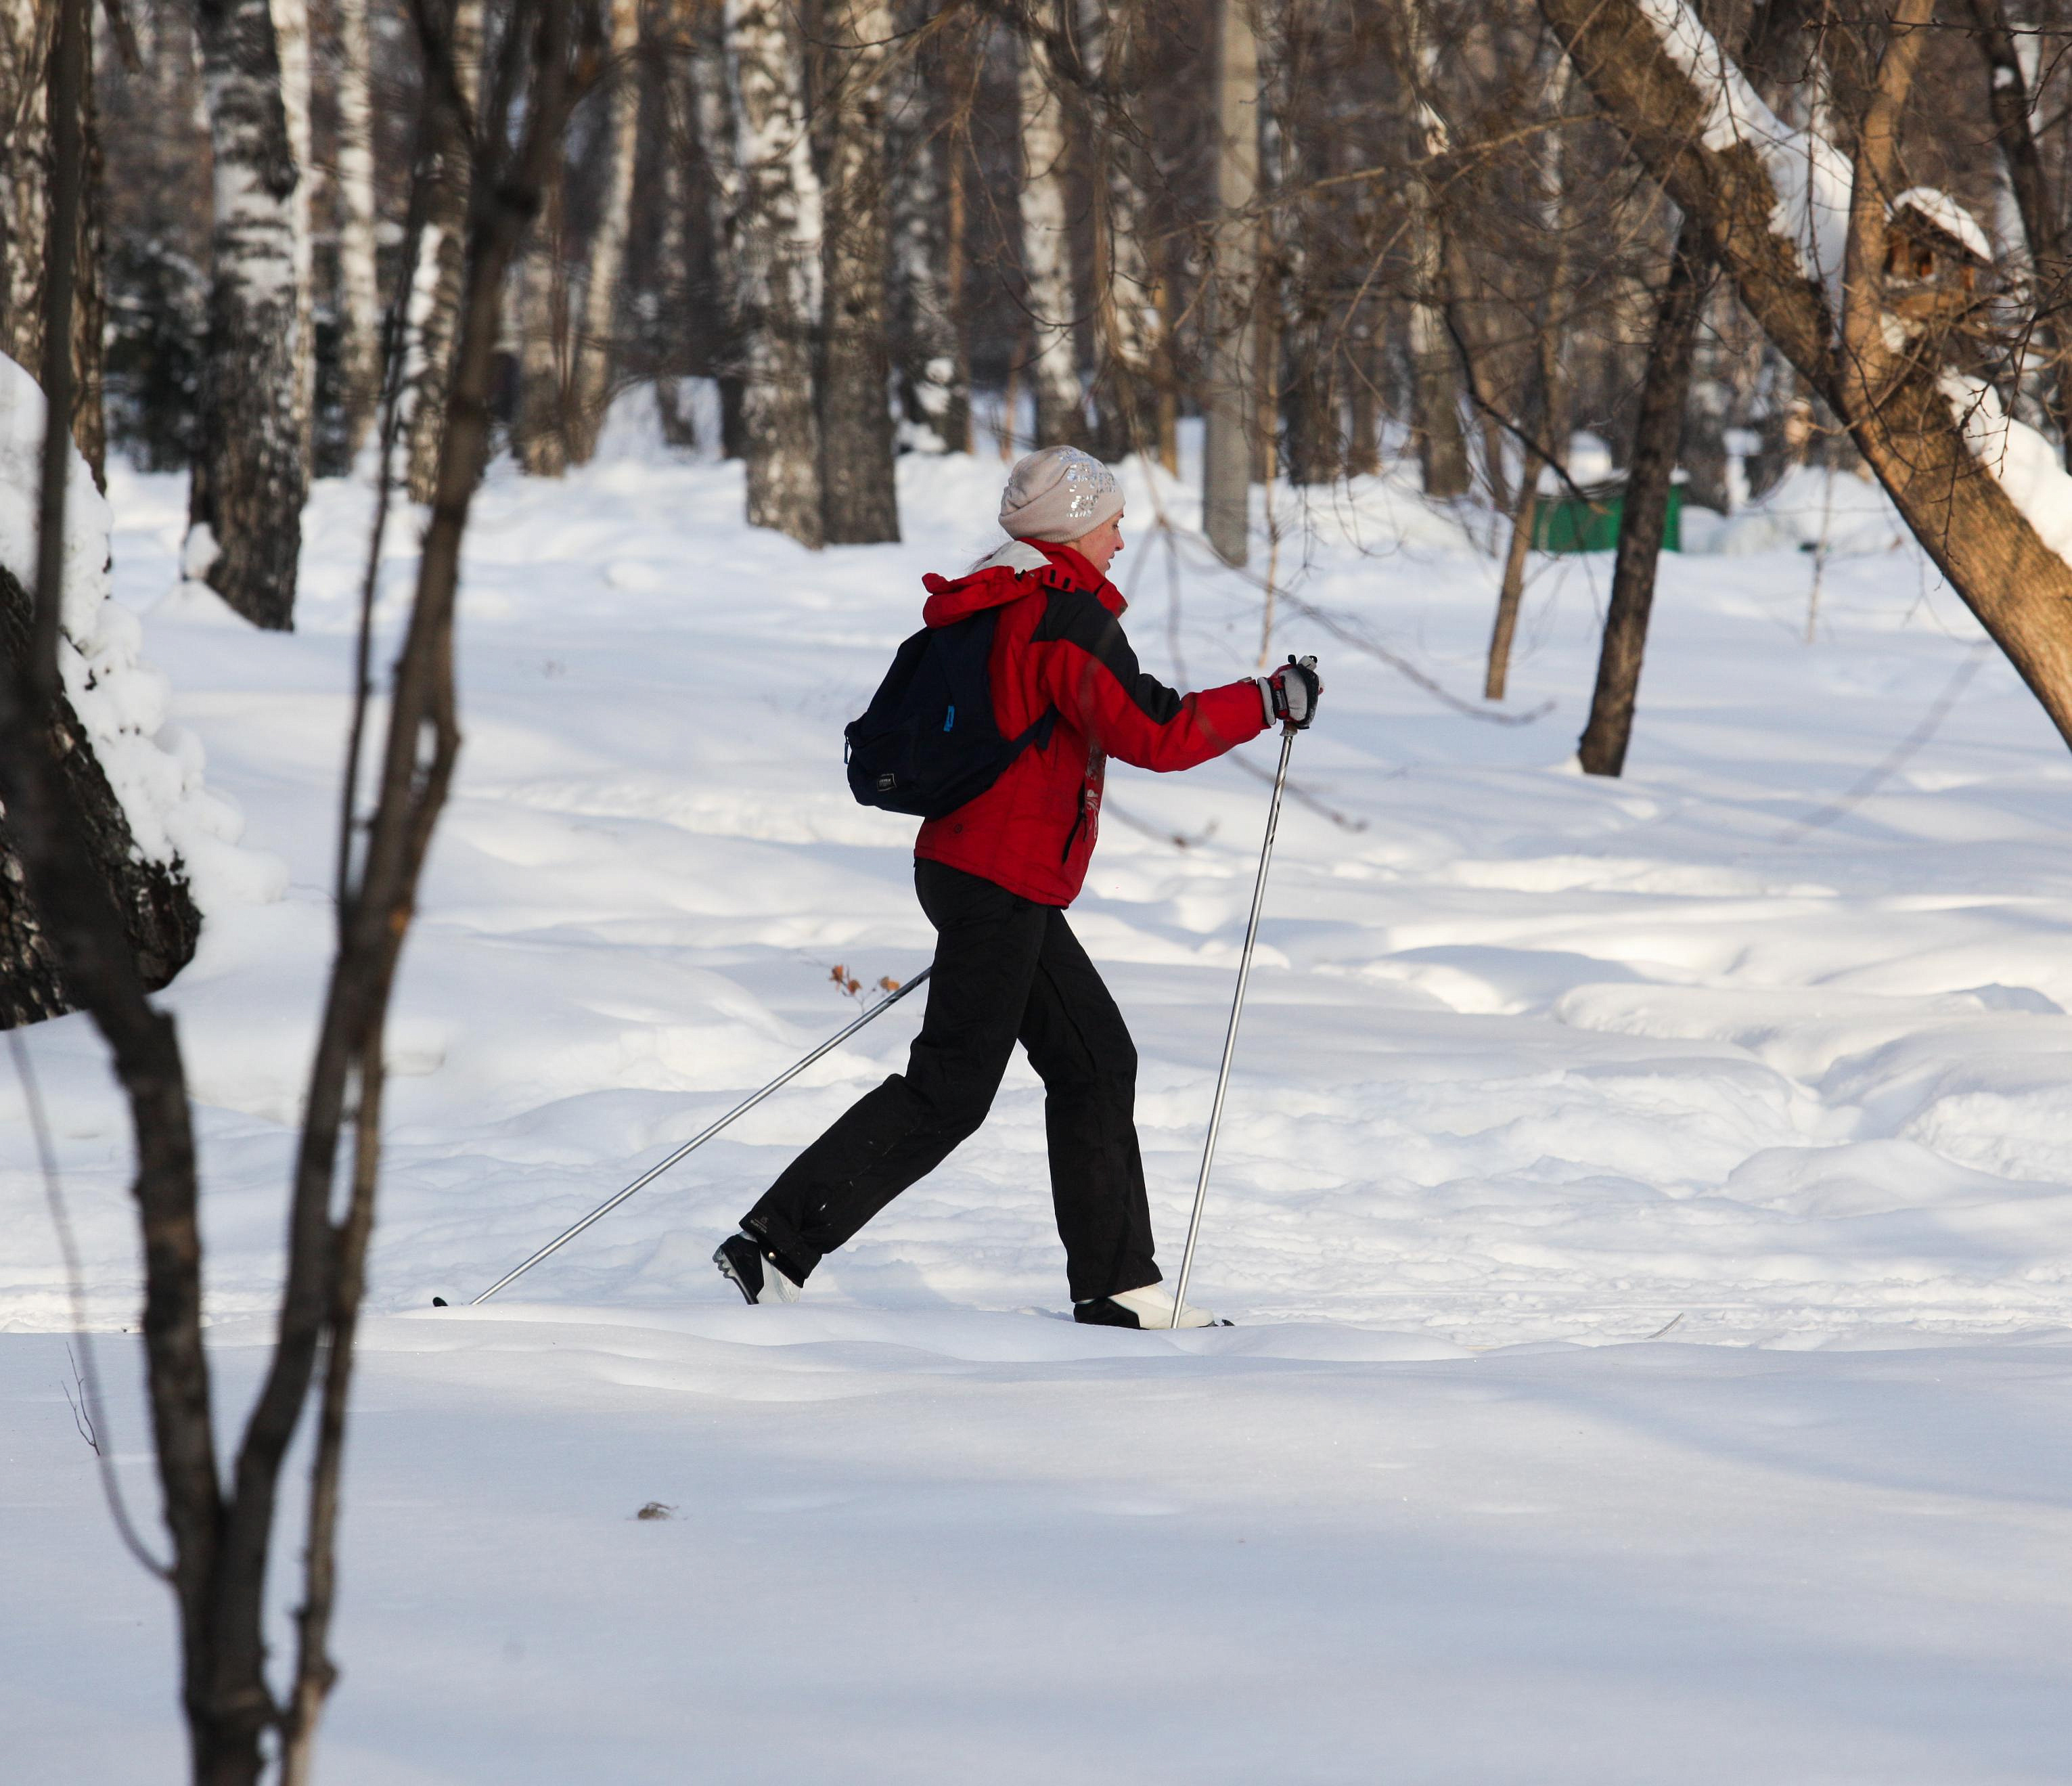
0 354 278 912
1705 462 1908 556
4 434 2070 1779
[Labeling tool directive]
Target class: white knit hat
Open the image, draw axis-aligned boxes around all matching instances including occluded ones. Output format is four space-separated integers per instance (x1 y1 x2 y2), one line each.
999 447 1124 542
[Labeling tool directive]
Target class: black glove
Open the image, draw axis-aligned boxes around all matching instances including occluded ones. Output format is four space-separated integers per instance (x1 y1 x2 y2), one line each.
1259 654 1322 730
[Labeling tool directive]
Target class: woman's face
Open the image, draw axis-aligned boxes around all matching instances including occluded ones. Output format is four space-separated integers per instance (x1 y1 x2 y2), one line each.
1071 512 1125 576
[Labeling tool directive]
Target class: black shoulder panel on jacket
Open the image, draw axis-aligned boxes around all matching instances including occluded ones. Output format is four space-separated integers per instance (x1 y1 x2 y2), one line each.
1033 587 1186 725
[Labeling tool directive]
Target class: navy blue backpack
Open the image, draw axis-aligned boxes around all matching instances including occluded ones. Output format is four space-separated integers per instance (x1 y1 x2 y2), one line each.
844 609 1056 818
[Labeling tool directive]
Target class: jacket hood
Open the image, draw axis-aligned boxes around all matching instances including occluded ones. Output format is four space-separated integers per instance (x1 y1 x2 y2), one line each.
920 538 1119 627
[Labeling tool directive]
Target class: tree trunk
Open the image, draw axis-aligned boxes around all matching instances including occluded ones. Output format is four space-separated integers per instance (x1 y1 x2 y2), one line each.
0 563 201 1027
0 0 53 376
1577 219 1710 775
1536 0 2072 753
819 0 900 541
268 0 314 482
0 0 104 479
1483 446 1539 702
692 0 747 457
890 0 966 452
189 0 305 630
1400 0 1467 499
1017 1 1088 451
565 0 643 464
1079 0 1157 464
1966 0 2072 464
70 32 102 485
1486 52 1574 700
334 0 382 460
655 0 695 448
514 162 568 476
1345 315 1380 475
726 0 824 545
1202 0 1259 564
401 0 484 504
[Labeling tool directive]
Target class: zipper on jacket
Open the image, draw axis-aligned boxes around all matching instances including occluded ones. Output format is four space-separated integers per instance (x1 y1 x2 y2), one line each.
1060 784 1094 862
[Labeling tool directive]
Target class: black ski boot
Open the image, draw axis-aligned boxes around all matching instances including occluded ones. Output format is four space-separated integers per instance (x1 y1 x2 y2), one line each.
1074 1284 1230 1329
714 1232 803 1305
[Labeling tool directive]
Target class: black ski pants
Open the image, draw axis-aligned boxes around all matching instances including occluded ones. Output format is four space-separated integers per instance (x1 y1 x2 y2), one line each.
742 859 1160 1304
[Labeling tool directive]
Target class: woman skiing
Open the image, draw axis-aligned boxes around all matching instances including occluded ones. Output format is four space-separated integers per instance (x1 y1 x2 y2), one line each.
715 447 1322 1326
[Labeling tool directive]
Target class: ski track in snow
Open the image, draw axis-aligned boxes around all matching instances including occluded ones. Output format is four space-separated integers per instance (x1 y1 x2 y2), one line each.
4 439 2071 1781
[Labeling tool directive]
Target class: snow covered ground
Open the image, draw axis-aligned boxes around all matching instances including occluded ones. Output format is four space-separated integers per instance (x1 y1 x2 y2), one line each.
4 436 2069 1780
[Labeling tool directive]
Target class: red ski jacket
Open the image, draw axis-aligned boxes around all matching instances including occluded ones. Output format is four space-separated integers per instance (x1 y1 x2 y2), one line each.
913 538 1267 906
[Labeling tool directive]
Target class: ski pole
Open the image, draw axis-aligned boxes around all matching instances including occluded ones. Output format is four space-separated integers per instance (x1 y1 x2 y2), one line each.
1168 690 1305 1329
467 968 932 1305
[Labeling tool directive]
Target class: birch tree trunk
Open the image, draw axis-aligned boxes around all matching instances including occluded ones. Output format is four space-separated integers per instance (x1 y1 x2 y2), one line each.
268 0 313 482
0 0 52 375
1202 0 1259 564
1536 0 2072 751
0 568 202 1027
655 1 694 448
1017 1 1089 451
402 0 484 504
890 3 966 453
0 0 104 479
1079 0 1158 463
693 0 746 457
189 0 305 630
334 0 382 458
1967 0 2071 463
819 0 900 541
514 164 568 475
566 0 644 464
1399 0 1468 499
727 0 824 545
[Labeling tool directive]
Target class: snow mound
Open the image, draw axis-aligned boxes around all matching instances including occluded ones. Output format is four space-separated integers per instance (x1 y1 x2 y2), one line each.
1702 463 1907 555
0 353 281 916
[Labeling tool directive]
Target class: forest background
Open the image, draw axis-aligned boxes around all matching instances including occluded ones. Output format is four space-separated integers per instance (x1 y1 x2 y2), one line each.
6 0 2072 1781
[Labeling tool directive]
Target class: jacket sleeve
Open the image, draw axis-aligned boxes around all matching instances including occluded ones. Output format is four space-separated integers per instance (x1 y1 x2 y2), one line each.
1031 591 1267 772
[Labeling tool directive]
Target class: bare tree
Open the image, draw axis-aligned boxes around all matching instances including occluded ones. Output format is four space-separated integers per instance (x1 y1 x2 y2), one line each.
1575 217 1709 774
1 0 106 479
1081 0 1160 464
401 0 484 503
1968 0 2071 462
1203 0 1260 563
512 160 570 474
565 0 644 462
1537 0 2072 749
0 553 201 1024
269 0 315 476
1397 0 1468 499
334 0 384 458
727 0 824 545
1 3 580 1781
820 0 901 541
890 1 968 452
0 0 56 372
1485 48 1574 702
692 0 746 455
189 0 306 629
1017 0 1089 449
